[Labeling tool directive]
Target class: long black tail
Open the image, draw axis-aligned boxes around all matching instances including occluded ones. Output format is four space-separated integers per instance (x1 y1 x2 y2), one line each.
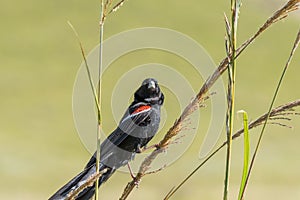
49 164 115 200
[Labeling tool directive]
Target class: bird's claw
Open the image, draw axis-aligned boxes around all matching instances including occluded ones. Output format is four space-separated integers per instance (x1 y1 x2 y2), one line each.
136 144 160 153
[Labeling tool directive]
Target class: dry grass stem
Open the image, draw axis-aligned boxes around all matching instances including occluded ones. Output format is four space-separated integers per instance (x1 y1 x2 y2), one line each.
65 169 108 200
100 0 128 23
109 0 126 14
236 0 299 58
232 99 300 140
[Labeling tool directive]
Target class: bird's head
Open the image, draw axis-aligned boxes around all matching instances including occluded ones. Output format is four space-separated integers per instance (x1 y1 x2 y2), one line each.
134 78 164 105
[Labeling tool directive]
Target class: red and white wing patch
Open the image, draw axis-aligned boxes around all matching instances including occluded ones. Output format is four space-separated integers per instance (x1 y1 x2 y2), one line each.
121 105 151 124
132 105 151 114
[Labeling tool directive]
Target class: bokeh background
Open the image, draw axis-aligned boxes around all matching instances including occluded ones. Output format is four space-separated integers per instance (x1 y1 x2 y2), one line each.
1 0 300 199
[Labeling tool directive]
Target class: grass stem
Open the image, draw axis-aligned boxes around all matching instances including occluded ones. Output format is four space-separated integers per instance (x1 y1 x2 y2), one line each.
223 0 240 199
95 1 105 199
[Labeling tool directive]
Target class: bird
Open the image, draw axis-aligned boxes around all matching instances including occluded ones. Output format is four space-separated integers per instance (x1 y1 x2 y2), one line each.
49 78 164 200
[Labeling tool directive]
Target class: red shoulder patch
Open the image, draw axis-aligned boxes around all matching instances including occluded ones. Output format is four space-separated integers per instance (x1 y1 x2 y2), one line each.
132 105 151 114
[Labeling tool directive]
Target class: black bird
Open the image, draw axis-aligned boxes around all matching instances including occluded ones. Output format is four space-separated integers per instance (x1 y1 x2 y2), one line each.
49 78 164 200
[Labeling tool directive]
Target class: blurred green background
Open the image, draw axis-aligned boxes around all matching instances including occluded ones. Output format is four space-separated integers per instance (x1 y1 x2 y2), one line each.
1 0 300 199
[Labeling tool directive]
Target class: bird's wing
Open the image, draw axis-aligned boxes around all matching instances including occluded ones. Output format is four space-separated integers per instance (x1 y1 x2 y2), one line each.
85 103 152 169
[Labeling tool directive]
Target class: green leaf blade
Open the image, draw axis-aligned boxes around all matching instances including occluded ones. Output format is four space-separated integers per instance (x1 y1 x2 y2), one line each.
238 110 250 200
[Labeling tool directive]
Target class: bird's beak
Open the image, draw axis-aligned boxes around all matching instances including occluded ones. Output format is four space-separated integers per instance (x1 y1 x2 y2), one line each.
148 81 156 90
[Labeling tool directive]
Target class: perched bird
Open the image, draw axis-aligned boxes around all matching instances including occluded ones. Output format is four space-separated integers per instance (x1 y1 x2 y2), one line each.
49 78 164 200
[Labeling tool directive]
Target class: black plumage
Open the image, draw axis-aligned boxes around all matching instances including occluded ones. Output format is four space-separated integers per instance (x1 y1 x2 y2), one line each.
49 78 164 200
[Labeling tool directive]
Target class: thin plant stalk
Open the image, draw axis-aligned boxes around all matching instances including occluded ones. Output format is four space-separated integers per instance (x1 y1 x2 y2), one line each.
66 169 108 200
95 0 129 198
224 0 241 199
240 28 300 199
95 1 105 199
67 21 101 115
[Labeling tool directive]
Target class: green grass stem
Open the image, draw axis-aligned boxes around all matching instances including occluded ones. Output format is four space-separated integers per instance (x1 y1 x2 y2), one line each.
223 0 241 199
95 1 105 199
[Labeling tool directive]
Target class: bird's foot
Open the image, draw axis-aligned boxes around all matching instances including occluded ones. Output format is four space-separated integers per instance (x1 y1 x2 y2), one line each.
136 144 159 153
127 163 141 188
